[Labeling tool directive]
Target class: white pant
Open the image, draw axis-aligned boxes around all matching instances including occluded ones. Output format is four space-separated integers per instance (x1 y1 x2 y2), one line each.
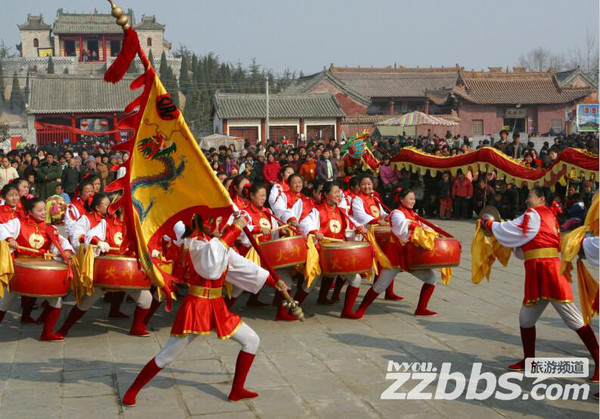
519 300 584 331
231 267 295 298
154 322 259 368
302 274 361 293
76 288 152 311
372 268 437 294
0 291 61 311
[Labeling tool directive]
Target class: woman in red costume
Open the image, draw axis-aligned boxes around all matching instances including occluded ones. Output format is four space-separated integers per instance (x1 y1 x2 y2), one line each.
299 181 368 315
229 174 250 211
56 193 156 338
482 186 598 382
0 197 74 341
268 165 294 217
122 212 287 406
272 174 312 229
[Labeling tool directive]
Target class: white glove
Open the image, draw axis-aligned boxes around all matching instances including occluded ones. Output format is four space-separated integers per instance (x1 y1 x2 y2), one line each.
97 241 110 253
151 249 161 258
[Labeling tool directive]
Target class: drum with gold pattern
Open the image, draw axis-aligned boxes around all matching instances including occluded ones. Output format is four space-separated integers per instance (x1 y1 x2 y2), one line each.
259 235 307 270
405 237 461 270
93 255 151 290
10 258 70 297
319 241 373 277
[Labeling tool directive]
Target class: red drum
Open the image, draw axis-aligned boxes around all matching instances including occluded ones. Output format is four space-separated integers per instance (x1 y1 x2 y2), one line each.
372 226 403 269
10 258 70 297
405 237 461 270
259 235 307 269
319 241 373 277
93 255 151 290
373 226 392 248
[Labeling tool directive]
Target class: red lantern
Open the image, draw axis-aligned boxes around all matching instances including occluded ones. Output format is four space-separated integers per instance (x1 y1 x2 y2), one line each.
80 121 88 127
100 121 108 127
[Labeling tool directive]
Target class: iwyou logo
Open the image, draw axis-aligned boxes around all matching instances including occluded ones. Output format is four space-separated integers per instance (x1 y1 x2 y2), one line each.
381 359 591 401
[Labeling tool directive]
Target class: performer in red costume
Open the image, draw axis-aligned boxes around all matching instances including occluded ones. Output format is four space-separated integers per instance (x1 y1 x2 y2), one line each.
268 165 295 217
299 181 368 314
56 193 156 338
348 189 442 319
122 212 287 406
229 174 250 210
482 186 598 382
351 174 403 300
64 178 95 244
0 197 74 341
272 174 312 229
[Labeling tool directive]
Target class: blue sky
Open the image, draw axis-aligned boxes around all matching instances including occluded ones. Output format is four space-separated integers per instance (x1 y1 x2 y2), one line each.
2 0 598 75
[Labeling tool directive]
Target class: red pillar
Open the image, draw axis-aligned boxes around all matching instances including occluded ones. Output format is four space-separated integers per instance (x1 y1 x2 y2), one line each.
336 119 342 140
424 100 430 115
299 118 305 137
78 36 83 61
260 119 266 145
389 101 395 115
222 119 228 135
102 35 107 62
113 114 119 142
71 115 77 144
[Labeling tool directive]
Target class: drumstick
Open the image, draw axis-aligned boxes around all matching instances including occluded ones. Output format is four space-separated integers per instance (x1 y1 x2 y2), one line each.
255 224 290 239
322 236 344 242
91 244 121 252
17 245 44 254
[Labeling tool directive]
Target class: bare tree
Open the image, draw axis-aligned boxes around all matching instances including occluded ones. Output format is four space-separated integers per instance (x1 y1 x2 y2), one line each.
567 29 599 80
517 47 567 71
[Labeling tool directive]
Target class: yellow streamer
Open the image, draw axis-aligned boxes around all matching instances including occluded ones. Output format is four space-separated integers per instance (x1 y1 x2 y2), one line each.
0 241 14 298
367 227 393 270
410 226 436 250
576 259 599 325
304 235 322 288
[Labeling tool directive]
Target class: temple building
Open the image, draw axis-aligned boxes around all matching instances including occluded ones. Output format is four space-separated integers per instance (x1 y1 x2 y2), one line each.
18 9 171 61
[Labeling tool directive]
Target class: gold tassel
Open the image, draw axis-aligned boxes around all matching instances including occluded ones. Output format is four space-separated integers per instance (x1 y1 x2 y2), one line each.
367 226 392 269
0 241 14 298
441 267 453 285
577 259 599 325
304 235 321 289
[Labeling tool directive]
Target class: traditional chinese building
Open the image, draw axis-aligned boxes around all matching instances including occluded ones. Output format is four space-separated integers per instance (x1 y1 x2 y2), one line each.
213 93 345 144
18 10 170 62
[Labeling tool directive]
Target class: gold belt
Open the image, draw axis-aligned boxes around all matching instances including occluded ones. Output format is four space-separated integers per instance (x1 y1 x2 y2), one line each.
188 285 223 299
523 248 559 261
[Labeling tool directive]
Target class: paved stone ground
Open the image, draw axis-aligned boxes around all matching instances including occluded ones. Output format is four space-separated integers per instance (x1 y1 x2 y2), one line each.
0 220 598 418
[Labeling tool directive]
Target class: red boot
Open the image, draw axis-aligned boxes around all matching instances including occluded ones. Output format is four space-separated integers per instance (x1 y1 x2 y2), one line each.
57 306 86 338
20 297 37 324
228 351 259 401
123 358 162 406
414 283 437 316
331 277 346 302
274 292 297 321
129 307 151 337
354 288 380 319
340 286 361 319
293 287 310 306
143 298 161 327
317 277 335 305
246 290 269 307
40 307 63 342
109 292 129 318
576 324 599 382
508 327 536 370
384 280 404 301
35 301 51 324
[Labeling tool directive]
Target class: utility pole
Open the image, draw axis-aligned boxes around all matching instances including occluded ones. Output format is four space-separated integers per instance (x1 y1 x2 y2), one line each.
265 79 269 146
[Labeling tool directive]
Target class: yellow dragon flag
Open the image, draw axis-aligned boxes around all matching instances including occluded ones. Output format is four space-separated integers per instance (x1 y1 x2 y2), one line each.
104 27 233 303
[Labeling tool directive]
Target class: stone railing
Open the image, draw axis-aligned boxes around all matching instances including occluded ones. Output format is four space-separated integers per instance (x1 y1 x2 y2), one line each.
1 57 78 76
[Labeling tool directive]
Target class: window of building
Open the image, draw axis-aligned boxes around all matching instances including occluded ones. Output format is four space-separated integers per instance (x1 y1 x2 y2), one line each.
551 119 562 134
472 119 484 136
147 37 152 47
33 38 39 48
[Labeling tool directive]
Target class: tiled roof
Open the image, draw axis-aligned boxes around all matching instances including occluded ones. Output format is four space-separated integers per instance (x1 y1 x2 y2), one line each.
135 15 165 31
453 70 593 104
214 93 345 119
53 11 133 34
18 14 51 30
555 67 596 88
285 70 371 106
28 75 138 114
328 65 459 98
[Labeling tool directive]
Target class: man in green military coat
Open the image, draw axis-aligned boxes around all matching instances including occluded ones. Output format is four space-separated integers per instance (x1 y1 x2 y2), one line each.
37 152 63 200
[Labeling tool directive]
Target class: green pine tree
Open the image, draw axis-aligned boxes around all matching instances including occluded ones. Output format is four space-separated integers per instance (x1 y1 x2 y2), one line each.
47 56 55 74
23 68 30 104
9 72 25 114
63 67 69 74
0 57 5 110
159 51 168 78
148 49 155 68
127 59 138 73
179 54 190 94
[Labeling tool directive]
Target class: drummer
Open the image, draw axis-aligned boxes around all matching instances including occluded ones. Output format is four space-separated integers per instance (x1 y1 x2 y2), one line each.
299 181 369 316
229 175 250 210
64 178 95 243
238 183 299 321
268 165 295 217
347 189 442 319
272 174 312 230
0 197 74 341
351 174 405 301
57 193 155 338
0 184 38 324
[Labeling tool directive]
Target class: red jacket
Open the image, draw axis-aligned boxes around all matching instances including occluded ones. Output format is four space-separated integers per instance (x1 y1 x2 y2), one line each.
452 177 473 198
262 162 281 184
